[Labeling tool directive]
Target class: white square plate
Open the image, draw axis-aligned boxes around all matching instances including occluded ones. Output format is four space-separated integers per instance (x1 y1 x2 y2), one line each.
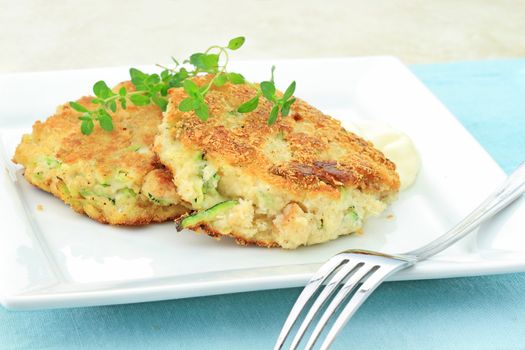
1 57 524 310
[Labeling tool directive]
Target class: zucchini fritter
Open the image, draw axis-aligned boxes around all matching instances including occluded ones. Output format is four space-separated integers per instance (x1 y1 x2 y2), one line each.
13 82 189 225
155 76 400 248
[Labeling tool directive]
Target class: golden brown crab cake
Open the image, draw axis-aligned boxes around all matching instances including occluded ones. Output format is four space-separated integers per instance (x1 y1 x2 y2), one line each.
155 75 400 248
13 82 189 225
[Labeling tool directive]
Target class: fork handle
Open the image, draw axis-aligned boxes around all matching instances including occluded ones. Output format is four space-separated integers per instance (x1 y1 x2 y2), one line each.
406 161 525 261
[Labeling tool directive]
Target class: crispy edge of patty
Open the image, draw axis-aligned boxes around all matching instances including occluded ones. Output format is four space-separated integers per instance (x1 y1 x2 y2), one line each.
161 75 399 199
157 76 400 247
12 82 188 225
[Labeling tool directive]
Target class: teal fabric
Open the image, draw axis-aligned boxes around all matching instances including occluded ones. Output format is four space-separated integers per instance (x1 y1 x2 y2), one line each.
2 60 525 349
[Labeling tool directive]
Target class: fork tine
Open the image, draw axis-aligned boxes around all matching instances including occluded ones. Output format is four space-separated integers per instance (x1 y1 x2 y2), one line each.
303 262 378 350
317 263 406 350
274 255 347 350
288 261 364 349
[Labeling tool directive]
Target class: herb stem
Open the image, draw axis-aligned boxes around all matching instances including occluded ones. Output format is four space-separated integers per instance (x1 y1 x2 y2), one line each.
155 63 176 73
72 36 297 135
97 90 148 106
200 47 229 96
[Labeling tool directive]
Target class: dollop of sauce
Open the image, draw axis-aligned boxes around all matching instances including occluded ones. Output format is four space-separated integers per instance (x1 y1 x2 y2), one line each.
342 120 420 191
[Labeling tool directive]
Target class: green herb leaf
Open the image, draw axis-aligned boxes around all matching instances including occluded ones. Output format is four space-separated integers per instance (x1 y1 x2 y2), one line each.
118 87 127 97
267 105 279 125
97 110 114 131
129 94 151 106
260 81 276 101
282 81 296 101
149 84 162 94
195 102 209 121
81 119 94 135
152 95 168 111
119 97 127 110
93 81 113 99
183 79 200 98
130 68 148 85
213 74 228 87
108 100 117 113
270 65 275 83
227 72 245 84
189 53 208 70
172 68 189 85
160 70 170 81
202 54 219 71
145 74 160 85
179 97 195 112
281 98 296 116
69 101 88 112
189 53 220 72
192 98 202 109
199 84 209 94
227 37 245 50
237 95 259 113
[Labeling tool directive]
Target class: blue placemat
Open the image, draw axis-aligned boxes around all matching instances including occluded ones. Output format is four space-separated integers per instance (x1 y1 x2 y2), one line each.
2 59 525 350
411 59 525 173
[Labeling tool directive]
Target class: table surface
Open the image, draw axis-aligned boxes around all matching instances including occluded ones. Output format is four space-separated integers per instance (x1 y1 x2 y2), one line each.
1 59 525 349
3 1 525 73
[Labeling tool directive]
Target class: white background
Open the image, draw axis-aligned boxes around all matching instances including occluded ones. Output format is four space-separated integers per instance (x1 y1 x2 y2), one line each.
2 0 525 73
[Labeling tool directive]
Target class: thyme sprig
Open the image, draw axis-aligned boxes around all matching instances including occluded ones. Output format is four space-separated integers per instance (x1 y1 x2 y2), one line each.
69 37 296 135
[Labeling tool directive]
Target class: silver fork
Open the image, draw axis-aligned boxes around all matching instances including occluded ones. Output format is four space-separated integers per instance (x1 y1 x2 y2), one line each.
275 161 525 350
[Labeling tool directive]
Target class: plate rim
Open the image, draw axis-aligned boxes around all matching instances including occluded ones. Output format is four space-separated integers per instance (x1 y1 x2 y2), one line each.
1 55 523 310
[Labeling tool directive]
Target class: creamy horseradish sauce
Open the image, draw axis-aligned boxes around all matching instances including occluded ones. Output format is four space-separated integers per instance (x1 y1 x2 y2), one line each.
343 120 420 191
